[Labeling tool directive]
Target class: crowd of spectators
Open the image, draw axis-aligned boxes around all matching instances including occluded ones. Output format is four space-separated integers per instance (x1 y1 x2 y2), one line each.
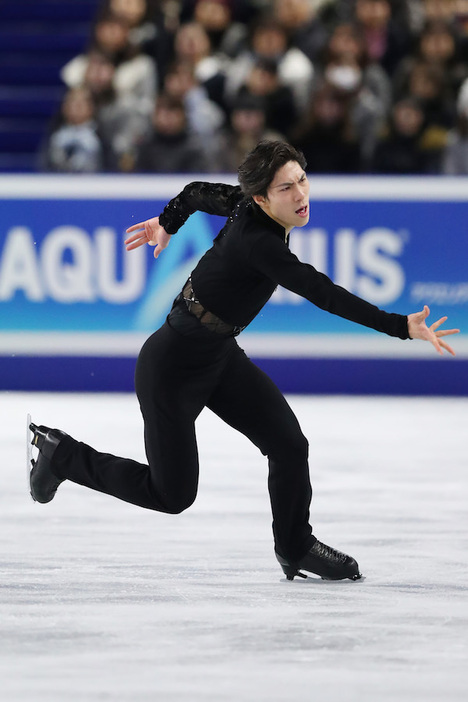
40 0 468 175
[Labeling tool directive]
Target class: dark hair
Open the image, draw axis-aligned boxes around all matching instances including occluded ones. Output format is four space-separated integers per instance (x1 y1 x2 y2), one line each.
237 140 307 198
156 93 186 113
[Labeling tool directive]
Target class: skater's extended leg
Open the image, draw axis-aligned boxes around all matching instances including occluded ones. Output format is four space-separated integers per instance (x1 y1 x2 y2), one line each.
35 322 233 512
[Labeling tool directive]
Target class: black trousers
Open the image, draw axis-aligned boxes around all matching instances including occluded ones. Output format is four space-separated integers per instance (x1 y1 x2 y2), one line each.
53 301 315 561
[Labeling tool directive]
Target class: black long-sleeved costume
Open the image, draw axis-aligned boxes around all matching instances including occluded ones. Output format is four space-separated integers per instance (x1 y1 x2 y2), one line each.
52 181 410 564
160 182 409 338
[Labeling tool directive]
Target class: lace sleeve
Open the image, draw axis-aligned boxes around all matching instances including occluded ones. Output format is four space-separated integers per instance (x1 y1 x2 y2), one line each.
159 182 244 235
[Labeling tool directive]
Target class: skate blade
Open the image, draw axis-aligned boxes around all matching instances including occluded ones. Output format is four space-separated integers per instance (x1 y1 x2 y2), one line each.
26 414 36 502
284 571 365 583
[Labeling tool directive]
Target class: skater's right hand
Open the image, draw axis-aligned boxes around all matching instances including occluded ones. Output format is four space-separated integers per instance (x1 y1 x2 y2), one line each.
124 217 172 259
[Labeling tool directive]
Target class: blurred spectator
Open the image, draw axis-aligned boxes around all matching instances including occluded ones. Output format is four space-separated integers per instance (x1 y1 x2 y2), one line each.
414 0 468 48
454 0 468 44
272 0 329 62
233 57 298 137
135 93 211 171
291 82 362 173
422 0 457 23
333 0 418 31
396 19 468 96
322 22 392 110
163 59 225 137
372 96 446 173
419 18 464 75
223 16 314 112
82 49 151 171
182 0 248 56
315 22 391 167
100 0 157 44
173 20 213 66
213 93 285 172
310 0 348 27
399 0 428 34
61 12 157 113
353 0 411 75
40 87 103 173
33 0 468 175
179 0 267 25
442 83 468 173
394 59 455 128
172 21 228 108
99 0 173 81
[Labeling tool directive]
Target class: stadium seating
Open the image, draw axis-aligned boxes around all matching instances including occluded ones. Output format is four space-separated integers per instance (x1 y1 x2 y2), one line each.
0 0 100 171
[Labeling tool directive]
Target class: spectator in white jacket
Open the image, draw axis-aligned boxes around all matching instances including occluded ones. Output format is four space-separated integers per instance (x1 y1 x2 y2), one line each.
61 12 157 117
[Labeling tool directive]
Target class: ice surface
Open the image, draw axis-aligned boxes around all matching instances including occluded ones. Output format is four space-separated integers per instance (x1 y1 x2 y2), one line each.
1 391 467 701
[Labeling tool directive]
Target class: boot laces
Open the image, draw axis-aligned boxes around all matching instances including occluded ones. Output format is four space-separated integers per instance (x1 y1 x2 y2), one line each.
314 540 348 564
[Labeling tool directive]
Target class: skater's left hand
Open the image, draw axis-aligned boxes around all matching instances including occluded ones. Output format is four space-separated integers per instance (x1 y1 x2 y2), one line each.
124 217 171 259
407 305 459 356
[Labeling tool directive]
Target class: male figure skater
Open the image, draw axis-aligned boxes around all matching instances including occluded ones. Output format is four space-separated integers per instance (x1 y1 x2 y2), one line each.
29 141 459 581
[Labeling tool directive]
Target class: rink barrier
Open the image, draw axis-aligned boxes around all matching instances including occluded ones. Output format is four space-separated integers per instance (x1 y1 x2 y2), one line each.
0 355 467 396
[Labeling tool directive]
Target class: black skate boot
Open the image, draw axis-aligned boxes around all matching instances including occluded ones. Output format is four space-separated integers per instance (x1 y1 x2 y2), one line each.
276 539 362 581
29 422 68 503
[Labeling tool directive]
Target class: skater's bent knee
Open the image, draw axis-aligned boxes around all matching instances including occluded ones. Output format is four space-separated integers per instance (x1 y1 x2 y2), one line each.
161 492 197 514
269 432 309 463
164 502 192 515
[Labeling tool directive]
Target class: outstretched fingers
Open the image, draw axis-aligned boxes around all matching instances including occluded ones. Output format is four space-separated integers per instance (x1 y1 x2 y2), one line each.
435 327 459 357
438 338 457 356
124 220 152 250
435 327 460 338
124 233 148 250
125 220 147 234
429 315 447 332
431 318 460 356
428 335 443 356
431 316 460 337
429 315 460 357
432 317 460 357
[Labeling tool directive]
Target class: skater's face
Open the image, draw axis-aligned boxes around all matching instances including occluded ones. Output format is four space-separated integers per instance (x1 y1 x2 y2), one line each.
253 160 310 233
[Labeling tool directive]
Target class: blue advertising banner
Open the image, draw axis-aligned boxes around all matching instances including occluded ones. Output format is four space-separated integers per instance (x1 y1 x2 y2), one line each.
1 175 467 393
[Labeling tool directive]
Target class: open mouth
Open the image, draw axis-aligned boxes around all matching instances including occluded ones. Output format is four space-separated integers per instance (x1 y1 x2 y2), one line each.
295 205 308 217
